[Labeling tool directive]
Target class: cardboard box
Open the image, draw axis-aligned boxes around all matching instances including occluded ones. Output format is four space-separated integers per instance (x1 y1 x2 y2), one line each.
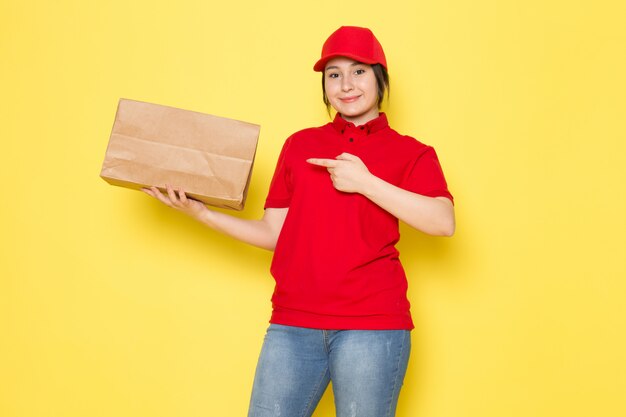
100 98 260 210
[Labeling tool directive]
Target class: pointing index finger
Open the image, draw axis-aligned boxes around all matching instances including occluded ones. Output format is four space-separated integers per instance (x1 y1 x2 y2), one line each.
307 158 339 167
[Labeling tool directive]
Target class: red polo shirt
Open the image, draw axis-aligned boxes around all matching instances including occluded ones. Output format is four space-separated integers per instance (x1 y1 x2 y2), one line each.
264 113 453 330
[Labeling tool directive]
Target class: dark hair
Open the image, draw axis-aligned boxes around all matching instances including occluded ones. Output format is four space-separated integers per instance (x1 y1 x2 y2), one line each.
321 63 390 116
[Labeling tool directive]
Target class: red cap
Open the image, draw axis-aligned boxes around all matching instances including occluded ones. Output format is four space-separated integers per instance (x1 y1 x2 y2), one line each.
313 26 387 72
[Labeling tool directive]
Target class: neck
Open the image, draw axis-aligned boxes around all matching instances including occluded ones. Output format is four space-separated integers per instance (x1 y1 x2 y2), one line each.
339 108 380 126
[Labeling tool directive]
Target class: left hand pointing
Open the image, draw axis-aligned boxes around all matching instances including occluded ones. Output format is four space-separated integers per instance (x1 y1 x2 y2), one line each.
307 152 373 194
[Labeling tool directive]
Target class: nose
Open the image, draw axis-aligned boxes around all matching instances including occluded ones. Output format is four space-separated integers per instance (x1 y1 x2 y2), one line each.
341 75 354 92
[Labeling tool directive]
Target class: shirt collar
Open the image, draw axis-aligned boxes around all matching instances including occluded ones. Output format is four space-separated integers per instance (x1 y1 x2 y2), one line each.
331 112 389 135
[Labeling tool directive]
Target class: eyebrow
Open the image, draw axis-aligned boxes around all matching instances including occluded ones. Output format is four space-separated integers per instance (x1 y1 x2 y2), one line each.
325 62 364 72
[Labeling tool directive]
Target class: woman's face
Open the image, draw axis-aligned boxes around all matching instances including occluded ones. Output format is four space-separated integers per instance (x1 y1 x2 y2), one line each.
324 57 379 126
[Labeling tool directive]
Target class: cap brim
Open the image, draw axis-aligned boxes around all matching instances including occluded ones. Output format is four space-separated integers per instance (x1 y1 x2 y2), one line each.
313 53 380 72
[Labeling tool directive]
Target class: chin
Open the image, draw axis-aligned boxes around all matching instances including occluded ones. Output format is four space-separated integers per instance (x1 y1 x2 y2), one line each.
336 106 367 117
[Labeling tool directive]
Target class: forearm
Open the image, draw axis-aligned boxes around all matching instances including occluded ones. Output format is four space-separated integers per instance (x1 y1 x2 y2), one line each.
197 208 287 251
142 186 288 251
363 175 455 236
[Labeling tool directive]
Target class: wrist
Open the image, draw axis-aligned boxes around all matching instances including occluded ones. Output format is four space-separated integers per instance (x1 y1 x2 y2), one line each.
361 172 383 199
196 206 215 226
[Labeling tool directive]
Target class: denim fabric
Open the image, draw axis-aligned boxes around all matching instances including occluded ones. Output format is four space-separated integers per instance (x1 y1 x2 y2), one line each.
247 324 411 417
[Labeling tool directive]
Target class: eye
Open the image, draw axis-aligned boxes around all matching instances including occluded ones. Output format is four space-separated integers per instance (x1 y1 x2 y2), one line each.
327 73 339 79
355 68 366 75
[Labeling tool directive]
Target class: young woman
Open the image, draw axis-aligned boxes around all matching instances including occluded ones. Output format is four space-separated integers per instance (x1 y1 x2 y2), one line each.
143 26 454 417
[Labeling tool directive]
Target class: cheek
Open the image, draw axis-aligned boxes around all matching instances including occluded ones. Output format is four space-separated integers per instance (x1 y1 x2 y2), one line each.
324 80 340 96
361 77 378 96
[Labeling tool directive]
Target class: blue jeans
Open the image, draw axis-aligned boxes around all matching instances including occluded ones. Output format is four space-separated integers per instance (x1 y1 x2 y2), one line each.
247 324 411 417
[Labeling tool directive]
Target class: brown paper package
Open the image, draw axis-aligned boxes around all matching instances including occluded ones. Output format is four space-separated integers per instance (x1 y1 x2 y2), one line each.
100 98 260 210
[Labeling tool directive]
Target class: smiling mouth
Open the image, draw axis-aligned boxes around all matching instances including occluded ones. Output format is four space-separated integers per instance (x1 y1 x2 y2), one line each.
339 96 361 103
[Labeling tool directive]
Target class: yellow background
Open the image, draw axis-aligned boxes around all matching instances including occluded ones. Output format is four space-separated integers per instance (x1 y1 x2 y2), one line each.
2 0 625 416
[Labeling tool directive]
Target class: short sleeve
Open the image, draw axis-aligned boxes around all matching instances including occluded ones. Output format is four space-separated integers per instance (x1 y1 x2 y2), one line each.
400 146 454 204
264 137 293 208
